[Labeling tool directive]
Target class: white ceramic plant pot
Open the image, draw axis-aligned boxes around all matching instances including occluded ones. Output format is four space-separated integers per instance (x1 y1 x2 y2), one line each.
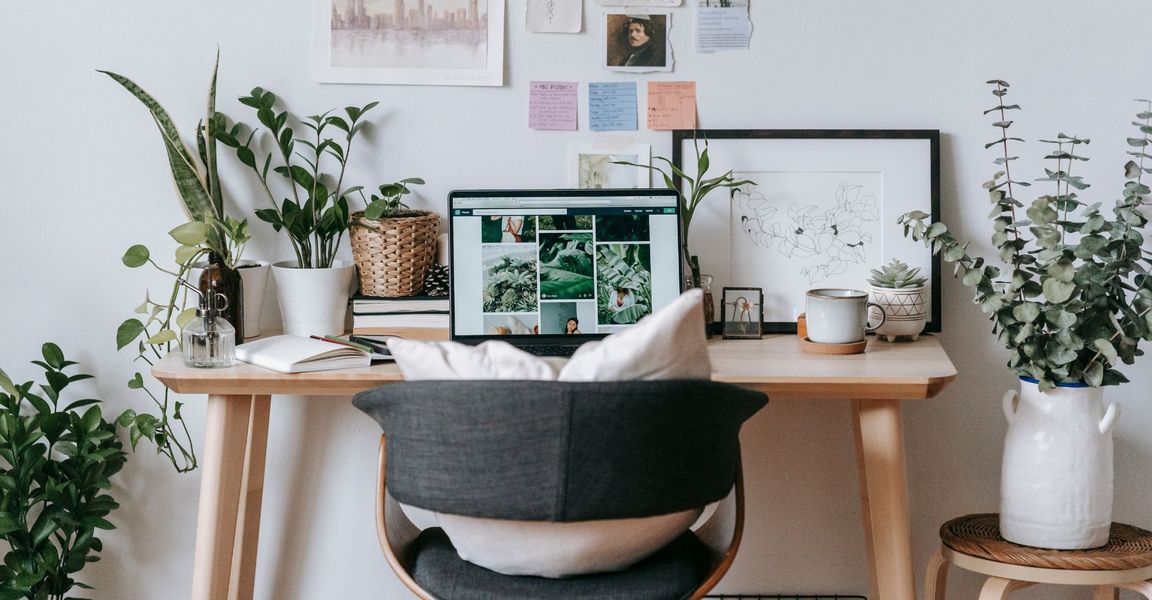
999 377 1120 549
235 260 270 338
271 260 355 337
189 259 270 339
868 285 927 342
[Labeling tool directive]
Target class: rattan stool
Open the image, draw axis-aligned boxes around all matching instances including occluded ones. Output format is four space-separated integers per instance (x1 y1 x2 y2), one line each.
926 514 1152 599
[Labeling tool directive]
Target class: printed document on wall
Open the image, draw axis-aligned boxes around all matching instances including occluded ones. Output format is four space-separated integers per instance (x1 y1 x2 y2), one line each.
695 0 752 53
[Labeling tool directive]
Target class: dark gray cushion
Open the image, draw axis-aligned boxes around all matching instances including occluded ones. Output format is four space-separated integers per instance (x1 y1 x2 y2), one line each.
407 527 710 600
352 380 767 521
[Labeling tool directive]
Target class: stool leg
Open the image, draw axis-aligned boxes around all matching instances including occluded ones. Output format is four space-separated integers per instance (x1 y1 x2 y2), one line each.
1117 580 1152 599
978 576 1031 600
1092 586 1118 600
924 549 949 600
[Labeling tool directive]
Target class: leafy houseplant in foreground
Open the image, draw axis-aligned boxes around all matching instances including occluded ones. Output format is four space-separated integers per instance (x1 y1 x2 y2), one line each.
899 80 1152 550
899 82 1152 390
0 344 127 599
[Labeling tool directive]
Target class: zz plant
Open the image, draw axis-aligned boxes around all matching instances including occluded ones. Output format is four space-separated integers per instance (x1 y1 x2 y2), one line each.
899 80 1152 390
223 88 376 269
0 344 127 600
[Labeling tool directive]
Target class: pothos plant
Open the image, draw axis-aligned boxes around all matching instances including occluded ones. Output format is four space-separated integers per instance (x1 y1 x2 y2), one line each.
615 134 755 286
899 80 1152 391
0 344 127 600
100 54 252 473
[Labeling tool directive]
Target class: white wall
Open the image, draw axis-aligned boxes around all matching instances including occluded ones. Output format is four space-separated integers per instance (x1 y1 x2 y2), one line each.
2 1 1150 598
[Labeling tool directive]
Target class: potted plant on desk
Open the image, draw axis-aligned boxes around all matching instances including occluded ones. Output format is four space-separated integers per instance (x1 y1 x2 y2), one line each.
867 258 929 342
615 134 755 332
349 178 439 298
899 80 1152 549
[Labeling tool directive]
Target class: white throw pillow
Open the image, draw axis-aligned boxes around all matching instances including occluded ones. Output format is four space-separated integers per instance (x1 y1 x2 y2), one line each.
385 289 712 578
560 288 711 381
387 338 557 380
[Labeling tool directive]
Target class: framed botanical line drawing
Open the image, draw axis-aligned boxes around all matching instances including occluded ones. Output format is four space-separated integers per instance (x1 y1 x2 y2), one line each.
314 0 506 86
673 129 941 333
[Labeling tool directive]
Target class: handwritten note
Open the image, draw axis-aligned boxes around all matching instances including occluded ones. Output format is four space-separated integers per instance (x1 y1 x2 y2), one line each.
529 81 579 130
589 82 638 131
696 5 752 53
647 81 697 130
527 0 582 33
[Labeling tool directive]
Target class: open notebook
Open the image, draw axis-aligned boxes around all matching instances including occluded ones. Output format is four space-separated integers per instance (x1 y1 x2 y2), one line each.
235 335 373 373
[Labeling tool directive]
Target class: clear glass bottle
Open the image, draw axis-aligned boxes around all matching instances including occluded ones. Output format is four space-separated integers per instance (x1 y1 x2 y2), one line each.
182 286 236 368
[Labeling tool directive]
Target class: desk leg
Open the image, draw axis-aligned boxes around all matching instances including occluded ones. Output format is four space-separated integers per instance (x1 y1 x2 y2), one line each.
229 395 271 600
191 394 256 600
852 399 914 600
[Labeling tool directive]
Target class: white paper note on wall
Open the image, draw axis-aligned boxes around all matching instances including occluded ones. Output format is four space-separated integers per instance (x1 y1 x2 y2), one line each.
696 1 752 52
527 0 583 33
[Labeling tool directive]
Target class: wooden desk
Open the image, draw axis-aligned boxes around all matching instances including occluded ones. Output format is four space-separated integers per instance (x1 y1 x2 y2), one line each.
154 335 956 600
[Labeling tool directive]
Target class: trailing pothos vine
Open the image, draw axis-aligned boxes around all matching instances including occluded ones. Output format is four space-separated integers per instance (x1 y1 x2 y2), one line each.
899 81 1152 390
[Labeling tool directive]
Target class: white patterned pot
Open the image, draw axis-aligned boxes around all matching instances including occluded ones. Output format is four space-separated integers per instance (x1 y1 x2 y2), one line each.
868 285 926 342
999 377 1120 549
271 260 355 337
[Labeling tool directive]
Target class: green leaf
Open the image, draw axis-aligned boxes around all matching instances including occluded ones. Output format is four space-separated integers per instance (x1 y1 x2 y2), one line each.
127 372 144 389
122 244 150 268
99 70 214 222
145 329 177 346
81 406 102 433
1042 279 1076 304
1094 339 1119 365
41 343 65 369
175 244 201 266
1012 302 1041 323
0 368 16 396
169 221 209 246
1085 362 1105 387
1127 138 1149 147
116 319 146 350
175 307 198 329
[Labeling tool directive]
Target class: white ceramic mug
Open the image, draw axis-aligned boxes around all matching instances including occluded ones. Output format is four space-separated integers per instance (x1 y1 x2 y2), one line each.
805 288 886 344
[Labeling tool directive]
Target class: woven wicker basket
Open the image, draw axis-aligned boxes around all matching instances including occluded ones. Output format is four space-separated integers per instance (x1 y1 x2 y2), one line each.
350 209 440 297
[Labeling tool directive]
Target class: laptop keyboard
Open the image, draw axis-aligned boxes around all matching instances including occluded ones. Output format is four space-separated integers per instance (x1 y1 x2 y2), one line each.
517 345 581 357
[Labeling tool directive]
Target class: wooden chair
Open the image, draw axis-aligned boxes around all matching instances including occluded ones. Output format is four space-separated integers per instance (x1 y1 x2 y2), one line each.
925 514 1152 600
354 380 768 600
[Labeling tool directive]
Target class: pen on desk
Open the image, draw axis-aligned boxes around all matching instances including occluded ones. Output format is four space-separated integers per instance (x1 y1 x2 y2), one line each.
310 335 373 353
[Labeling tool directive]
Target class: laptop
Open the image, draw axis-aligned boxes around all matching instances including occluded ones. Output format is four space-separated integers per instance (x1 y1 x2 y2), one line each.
448 188 684 356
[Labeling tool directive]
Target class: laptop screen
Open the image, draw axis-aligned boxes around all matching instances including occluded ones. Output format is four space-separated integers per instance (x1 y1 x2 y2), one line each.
449 189 683 345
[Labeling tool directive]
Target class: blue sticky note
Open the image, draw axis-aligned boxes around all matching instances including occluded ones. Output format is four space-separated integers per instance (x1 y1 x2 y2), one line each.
589 82 638 132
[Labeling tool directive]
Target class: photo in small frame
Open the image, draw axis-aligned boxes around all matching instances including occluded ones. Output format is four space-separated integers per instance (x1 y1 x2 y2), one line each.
721 287 763 339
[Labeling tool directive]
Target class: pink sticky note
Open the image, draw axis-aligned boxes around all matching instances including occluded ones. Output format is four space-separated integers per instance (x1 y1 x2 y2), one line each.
647 81 697 130
529 81 579 131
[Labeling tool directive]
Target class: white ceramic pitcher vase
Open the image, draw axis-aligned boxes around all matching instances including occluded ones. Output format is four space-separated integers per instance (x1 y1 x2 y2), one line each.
999 377 1120 549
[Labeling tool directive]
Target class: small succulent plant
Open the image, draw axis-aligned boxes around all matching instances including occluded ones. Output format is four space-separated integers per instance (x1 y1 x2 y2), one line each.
868 259 927 289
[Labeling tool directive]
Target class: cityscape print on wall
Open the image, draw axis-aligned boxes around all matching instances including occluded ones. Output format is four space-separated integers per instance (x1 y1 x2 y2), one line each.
315 0 506 86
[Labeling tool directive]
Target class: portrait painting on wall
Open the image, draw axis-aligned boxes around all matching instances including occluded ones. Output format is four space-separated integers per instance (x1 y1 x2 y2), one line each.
604 12 673 73
315 0 506 86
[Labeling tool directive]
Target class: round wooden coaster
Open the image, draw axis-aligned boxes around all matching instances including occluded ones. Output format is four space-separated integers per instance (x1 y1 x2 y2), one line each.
800 337 867 355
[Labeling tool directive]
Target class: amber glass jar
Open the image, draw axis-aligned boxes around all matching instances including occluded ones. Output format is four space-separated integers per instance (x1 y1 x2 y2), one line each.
198 252 245 344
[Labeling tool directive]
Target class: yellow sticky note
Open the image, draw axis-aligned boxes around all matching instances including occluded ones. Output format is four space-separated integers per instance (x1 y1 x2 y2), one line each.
647 81 697 130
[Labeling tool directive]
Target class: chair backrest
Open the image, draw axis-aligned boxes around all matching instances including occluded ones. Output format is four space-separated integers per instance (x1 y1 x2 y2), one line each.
353 379 768 522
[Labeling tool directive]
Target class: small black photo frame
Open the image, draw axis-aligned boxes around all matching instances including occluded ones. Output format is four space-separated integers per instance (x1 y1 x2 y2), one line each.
721 287 763 339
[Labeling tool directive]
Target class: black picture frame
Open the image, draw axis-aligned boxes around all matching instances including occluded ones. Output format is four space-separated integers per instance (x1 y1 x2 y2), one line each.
673 129 941 334
721 286 764 339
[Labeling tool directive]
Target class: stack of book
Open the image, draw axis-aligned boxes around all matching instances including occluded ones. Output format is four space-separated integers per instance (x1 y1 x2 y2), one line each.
351 294 450 341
